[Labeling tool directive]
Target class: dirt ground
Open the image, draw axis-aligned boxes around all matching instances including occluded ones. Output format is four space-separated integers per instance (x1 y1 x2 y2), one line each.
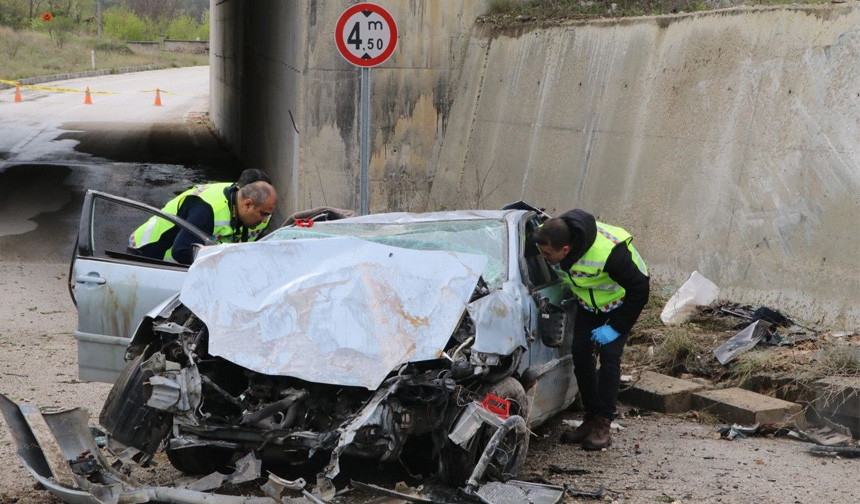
0 259 857 504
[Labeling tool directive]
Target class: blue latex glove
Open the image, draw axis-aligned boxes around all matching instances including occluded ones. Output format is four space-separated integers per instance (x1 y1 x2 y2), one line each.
591 324 620 345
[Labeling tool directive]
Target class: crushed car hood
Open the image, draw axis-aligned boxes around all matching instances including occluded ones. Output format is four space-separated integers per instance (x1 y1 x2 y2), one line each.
181 236 488 389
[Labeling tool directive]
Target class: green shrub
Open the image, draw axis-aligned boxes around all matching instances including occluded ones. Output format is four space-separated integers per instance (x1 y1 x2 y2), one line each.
103 6 158 41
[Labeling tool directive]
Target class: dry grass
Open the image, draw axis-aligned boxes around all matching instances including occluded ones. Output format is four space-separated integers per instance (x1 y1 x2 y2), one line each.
481 0 834 26
728 350 778 388
0 25 208 81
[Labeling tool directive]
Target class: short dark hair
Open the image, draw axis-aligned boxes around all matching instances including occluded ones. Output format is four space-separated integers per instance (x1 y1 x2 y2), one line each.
239 181 273 205
533 218 571 250
237 169 271 187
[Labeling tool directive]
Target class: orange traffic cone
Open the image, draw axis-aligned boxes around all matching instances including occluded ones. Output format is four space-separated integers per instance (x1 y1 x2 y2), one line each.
14 84 22 102
84 86 93 104
154 88 162 106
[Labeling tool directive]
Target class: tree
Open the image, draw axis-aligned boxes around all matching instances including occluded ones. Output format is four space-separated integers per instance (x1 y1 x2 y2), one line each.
125 0 180 20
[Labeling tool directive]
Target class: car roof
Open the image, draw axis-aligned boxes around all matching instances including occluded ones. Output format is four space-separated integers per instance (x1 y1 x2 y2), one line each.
328 209 528 224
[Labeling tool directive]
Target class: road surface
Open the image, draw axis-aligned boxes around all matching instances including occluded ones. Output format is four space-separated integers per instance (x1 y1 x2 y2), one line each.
0 66 241 262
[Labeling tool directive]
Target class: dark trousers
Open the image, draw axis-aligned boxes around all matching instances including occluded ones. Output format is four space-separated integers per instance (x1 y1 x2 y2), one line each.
571 306 628 419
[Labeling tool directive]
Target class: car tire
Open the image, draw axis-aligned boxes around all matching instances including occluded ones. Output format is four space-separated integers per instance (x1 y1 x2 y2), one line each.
99 349 172 464
442 377 530 484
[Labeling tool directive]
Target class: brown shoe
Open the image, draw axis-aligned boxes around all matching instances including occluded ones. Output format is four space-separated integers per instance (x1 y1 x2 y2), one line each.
582 415 612 450
560 414 594 444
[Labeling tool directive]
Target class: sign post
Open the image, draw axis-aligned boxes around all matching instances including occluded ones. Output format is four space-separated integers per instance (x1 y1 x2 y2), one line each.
335 3 397 215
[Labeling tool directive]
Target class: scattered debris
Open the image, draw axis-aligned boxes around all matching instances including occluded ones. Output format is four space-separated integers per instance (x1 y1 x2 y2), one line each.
717 423 762 440
787 425 854 447
564 484 605 499
182 452 262 491
476 480 565 504
351 480 447 503
660 271 720 326
714 320 772 365
808 445 860 458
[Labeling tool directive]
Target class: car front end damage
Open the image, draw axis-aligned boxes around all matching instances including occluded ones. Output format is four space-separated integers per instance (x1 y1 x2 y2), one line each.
95 237 532 486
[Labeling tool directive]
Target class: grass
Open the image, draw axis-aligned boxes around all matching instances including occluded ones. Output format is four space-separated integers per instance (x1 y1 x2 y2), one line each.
728 350 778 387
0 25 208 81
813 346 860 378
481 0 837 24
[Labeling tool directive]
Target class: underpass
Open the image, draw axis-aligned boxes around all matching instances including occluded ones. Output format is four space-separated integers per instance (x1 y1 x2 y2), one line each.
0 66 242 261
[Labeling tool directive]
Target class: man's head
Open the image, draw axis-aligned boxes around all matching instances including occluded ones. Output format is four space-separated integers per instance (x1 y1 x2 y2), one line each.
533 218 572 265
236 181 277 228
237 168 272 187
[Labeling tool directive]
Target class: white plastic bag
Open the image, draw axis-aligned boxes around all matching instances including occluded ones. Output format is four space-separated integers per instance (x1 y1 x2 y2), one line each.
660 271 720 325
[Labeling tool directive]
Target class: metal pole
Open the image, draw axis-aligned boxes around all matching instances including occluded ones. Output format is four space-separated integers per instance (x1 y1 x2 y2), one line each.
359 67 371 215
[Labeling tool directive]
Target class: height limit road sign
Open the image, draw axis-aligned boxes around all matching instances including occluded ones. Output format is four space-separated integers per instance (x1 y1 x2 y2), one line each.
335 3 397 67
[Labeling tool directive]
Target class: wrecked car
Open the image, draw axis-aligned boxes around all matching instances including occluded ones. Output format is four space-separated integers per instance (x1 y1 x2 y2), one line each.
63 192 578 488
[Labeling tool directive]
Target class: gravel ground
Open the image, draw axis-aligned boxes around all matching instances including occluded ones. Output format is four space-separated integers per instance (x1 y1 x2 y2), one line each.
0 259 857 504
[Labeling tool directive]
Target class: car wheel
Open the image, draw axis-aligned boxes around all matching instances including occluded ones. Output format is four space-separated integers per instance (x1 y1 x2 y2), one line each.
442 377 530 485
99 349 172 465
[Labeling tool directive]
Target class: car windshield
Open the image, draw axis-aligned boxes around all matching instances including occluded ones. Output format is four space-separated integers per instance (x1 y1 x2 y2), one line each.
266 219 508 288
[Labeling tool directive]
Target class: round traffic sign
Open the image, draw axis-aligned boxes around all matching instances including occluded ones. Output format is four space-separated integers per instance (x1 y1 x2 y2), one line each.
335 3 397 67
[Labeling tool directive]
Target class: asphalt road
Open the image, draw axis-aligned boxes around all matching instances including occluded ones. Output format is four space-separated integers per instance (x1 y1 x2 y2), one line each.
0 66 241 262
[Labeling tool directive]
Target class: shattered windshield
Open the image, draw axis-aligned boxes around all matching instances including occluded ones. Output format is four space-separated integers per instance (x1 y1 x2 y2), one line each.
266 219 508 288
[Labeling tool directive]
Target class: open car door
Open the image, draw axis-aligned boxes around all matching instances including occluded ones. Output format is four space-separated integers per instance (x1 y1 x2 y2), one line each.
69 190 215 383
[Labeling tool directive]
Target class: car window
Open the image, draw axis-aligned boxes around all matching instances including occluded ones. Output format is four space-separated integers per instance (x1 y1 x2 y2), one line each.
266 219 508 288
78 192 211 267
523 216 554 287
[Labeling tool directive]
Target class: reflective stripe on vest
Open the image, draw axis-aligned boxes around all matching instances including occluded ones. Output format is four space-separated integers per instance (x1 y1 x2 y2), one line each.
553 222 648 313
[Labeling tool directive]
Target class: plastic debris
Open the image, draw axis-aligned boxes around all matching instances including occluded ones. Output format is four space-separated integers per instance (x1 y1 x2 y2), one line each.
714 320 772 365
660 271 720 325
717 423 761 440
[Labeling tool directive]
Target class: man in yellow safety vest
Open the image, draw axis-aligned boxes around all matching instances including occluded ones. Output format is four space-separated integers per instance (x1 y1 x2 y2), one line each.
128 173 277 265
533 209 649 450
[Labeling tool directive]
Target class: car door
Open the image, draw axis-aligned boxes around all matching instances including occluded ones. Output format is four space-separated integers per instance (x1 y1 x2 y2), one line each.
70 190 215 383
517 211 579 426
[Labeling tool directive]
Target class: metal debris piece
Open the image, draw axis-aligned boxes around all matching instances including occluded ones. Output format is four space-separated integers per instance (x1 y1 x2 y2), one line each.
0 393 280 504
476 480 564 504
564 484 605 499
808 445 860 458
714 320 772 365
261 472 307 501
185 452 262 491
788 426 853 447
351 480 448 503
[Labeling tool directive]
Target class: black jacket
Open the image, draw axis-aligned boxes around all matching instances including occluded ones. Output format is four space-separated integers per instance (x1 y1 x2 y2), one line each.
558 209 650 335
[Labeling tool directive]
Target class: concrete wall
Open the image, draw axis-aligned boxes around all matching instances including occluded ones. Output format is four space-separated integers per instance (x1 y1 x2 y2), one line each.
210 3 859 327
163 40 209 53
210 0 305 217
428 5 859 327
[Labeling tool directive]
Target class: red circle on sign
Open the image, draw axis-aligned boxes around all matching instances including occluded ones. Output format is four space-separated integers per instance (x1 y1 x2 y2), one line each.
335 3 397 67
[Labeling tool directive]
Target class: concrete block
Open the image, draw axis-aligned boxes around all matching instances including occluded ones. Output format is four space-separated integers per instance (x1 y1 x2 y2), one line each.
813 376 859 437
618 371 708 413
693 388 805 426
